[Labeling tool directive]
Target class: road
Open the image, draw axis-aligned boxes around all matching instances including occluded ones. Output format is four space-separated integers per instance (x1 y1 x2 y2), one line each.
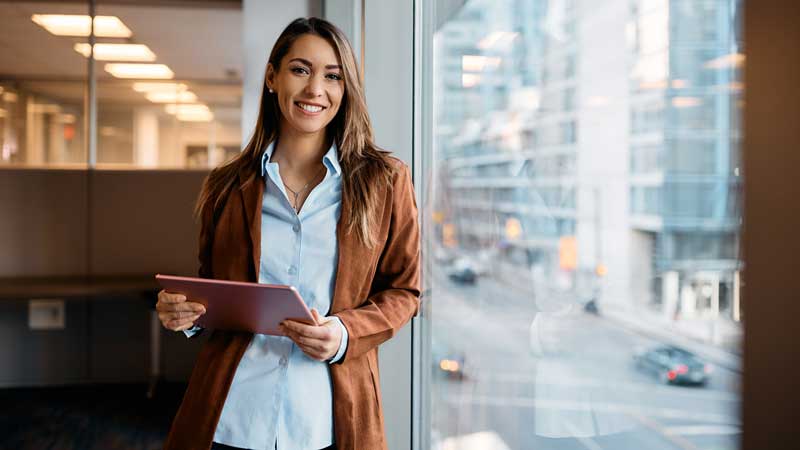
429 269 741 450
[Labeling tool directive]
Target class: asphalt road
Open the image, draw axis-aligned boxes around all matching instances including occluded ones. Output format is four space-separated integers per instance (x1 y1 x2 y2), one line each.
429 270 741 450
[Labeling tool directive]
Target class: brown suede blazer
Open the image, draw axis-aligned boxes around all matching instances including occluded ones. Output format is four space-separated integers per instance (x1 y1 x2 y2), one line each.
164 157 421 450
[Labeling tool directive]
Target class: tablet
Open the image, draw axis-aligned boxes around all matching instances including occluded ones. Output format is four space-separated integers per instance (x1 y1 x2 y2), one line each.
155 274 316 335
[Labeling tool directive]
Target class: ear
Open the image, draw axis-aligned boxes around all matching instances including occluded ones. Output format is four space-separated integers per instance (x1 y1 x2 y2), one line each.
265 63 276 91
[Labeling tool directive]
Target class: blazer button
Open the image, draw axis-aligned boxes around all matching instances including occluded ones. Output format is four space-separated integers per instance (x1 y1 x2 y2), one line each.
279 356 288 366
287 266 297 275
292 224 300 232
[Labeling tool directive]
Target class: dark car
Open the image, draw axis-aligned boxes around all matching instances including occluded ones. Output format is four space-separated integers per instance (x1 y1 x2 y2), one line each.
633 344 712 386
447 258 478 285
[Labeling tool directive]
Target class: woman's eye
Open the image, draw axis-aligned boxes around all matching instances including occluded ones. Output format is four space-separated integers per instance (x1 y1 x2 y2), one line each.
326 73 342 81
291 67 309 75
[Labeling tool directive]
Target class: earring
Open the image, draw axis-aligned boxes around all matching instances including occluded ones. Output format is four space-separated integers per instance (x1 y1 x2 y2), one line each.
269 88 274 93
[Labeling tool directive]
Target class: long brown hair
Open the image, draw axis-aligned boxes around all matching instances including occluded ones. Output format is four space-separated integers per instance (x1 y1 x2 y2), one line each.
195 17 395 248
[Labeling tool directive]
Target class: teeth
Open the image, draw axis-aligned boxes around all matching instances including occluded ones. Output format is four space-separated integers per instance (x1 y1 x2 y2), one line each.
298 103 323 113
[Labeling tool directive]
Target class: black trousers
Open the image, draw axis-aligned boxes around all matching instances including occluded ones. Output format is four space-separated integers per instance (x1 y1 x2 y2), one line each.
210 442 335 450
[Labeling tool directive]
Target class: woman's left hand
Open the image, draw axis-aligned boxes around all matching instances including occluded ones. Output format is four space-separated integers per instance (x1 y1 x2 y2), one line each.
281 309 342 361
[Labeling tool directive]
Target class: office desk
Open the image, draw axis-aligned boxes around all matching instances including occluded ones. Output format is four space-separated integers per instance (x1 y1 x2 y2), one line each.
0 276 164 397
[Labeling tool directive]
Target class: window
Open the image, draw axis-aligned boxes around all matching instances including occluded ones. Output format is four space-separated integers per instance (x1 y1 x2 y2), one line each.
421 1 743 449
0 1 242 169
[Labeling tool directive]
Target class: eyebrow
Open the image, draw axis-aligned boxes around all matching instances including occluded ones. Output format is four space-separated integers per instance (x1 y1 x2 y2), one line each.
289 58 342 70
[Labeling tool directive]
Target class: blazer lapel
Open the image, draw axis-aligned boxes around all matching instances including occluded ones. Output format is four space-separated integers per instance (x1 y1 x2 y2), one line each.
239 172 264 280
331 181 386 313
331 191 354 313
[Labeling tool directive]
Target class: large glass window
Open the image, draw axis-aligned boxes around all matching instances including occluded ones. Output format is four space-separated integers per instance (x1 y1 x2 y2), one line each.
421 1 743 449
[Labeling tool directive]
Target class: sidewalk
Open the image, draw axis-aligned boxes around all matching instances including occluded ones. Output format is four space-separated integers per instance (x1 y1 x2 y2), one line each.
600 305 743 373
485 258 743 372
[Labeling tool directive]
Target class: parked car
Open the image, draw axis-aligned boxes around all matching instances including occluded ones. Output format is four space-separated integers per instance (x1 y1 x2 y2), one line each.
447 257 478 284
633 344 712 386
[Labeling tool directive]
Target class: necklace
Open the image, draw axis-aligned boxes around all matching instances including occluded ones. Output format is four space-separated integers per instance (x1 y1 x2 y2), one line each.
283 164 325 212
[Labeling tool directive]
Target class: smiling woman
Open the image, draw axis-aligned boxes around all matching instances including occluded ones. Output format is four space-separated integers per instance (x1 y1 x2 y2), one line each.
158 17 420 450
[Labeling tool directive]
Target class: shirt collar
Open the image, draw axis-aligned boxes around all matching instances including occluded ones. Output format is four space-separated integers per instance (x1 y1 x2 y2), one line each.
261 140 342 177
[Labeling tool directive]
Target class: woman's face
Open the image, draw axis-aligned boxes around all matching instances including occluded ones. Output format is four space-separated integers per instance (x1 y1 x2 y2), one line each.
266 34 345 138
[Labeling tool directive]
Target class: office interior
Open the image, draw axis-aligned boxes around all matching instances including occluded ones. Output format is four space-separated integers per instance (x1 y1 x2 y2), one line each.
0 1 797 449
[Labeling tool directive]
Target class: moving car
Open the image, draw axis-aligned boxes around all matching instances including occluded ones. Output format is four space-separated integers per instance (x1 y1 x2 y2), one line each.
447 257 478 284
431 341 466 381
633 344 712 385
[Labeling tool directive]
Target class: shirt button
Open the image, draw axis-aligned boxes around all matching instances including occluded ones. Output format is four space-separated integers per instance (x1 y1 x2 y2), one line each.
292 224 300 232
287 265 297 275
279 356 288 366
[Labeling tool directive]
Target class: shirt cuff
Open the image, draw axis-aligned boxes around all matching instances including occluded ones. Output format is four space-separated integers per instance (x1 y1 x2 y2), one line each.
182 325 203 338
327 316 349 364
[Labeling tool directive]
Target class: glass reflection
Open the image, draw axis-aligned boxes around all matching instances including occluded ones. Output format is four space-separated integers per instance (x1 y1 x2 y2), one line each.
424 0 743 449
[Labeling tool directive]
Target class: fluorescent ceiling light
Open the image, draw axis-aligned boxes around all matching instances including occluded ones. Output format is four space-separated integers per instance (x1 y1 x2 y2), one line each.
74 43 156 61
165 104 209 115
146 91 198 103
31 14 132 38
704 53 745 70
133 82 187 93
105 63 174 79
177 111 214 122
165 103 214 122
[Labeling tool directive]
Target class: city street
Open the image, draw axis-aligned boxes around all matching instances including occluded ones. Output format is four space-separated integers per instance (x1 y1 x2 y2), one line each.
429 270 741 450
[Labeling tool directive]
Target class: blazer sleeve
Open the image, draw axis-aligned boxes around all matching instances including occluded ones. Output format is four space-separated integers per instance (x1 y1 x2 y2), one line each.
335 163 421 362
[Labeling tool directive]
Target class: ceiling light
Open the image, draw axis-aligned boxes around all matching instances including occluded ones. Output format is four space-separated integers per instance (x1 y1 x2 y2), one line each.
132 82 188 93
177 111 214 122
105 63 174 79
74 43 156 61
146 91 198 103
31 14 132 38
165 104 209 115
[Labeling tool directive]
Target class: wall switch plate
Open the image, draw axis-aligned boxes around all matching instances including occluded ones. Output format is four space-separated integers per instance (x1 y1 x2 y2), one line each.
28 299 66 330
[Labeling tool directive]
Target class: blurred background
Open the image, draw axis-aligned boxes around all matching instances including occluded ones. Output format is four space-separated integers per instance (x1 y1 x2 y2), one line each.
1 1 798 450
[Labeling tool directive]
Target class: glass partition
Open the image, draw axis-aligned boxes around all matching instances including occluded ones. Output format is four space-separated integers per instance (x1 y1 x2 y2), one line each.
0 1 242 169
0 1 89 167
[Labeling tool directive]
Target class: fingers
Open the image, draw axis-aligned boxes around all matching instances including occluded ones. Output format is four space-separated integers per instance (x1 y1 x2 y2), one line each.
289 336 329 361
162 313 202 331
281 315 341 361
156 290 206 330
281 319 330 340
156 299 205 314
158 290 186 304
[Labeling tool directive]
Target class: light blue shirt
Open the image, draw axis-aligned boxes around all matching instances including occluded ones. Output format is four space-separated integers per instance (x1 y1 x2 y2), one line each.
187 141 348 450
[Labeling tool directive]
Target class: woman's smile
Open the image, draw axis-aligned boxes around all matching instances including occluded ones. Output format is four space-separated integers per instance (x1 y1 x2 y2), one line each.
295 101 327 116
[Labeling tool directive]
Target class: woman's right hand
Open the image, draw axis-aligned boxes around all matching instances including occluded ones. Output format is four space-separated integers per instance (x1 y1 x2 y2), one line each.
156 290 207 331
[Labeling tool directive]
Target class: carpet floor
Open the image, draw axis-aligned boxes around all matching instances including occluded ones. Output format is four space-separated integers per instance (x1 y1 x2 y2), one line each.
0 382 186 450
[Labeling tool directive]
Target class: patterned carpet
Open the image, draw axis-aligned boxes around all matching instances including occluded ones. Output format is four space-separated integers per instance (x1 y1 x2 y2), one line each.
0 382 186 450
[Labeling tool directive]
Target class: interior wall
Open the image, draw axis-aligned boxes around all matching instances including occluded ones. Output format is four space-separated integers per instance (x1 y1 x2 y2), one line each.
742 0 800 449
0 169 209 386
0 169 89 278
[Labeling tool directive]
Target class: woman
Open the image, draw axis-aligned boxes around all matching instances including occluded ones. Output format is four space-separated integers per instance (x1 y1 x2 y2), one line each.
156 17 420 450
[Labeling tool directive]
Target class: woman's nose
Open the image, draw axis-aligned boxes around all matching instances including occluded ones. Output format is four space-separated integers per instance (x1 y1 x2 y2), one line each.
304 74 324 97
